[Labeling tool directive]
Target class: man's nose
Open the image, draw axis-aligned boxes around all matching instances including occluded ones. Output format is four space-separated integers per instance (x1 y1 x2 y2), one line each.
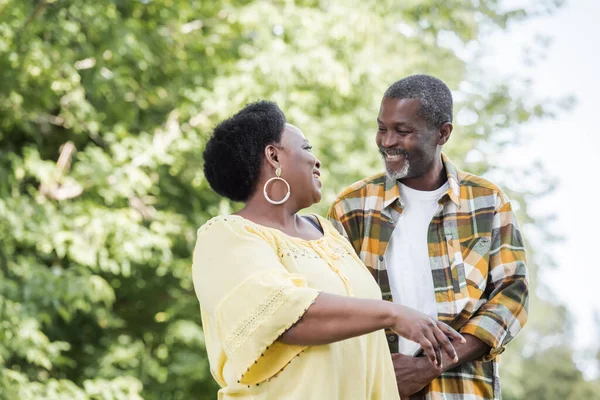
380 131 398 149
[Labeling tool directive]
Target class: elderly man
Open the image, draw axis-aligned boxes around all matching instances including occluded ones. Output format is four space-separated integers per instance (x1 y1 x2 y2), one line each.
328 74 528 399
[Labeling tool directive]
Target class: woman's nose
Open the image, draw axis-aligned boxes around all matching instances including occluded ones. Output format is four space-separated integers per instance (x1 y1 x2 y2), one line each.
315 158 322 169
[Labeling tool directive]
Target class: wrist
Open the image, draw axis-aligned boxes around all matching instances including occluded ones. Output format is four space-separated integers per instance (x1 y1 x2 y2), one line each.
416 354 441 380
382 301 400 329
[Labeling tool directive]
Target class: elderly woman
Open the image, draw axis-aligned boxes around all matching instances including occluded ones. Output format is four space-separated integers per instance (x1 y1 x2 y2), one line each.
193 101 463 400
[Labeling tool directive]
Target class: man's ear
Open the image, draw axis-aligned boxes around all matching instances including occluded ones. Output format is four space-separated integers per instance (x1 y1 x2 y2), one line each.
264 144 280 169
438 122 453 145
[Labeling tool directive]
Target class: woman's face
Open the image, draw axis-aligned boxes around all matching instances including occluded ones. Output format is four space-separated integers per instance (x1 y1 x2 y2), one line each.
275 124 322 208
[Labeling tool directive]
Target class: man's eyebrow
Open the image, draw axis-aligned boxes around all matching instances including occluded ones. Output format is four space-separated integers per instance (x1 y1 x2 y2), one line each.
377 118 411 127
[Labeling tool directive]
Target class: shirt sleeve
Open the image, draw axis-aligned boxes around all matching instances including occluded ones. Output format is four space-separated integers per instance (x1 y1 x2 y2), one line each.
460 194 529 360
192 218 321 385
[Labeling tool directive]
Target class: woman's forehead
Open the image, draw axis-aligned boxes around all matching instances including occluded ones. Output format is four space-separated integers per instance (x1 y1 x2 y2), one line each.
282 123 307 143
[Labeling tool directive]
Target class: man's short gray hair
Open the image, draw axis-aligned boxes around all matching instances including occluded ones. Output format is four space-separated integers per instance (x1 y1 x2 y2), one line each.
384 74 453 130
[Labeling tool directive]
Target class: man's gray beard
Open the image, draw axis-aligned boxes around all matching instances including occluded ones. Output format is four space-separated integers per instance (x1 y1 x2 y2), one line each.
384 158 410 180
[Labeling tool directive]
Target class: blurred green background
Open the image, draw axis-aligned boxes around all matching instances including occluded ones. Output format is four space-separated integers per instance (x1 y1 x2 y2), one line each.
1 0 598 399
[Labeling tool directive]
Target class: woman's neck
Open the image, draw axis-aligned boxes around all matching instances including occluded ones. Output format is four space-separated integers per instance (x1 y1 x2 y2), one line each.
235 194 299 230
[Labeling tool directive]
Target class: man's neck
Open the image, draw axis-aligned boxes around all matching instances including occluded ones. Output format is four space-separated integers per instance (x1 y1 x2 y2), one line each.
399 156 446 191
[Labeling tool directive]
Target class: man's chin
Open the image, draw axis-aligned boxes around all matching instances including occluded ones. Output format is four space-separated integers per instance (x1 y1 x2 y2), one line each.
383 158 410 180
385 171 405 180
385 166 409 180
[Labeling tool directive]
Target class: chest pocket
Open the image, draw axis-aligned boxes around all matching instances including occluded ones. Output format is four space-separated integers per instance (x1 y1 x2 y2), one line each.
446 234 492 299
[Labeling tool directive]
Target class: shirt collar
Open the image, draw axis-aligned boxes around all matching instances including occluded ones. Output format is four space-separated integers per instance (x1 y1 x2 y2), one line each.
442 153 462 208
382 152 462 210
383 172 401 209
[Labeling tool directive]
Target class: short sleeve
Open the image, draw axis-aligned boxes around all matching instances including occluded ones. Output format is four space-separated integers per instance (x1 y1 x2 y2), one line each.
192 217 320 386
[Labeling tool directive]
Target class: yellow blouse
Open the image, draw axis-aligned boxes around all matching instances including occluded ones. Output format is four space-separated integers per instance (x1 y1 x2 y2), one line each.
192 215 399 400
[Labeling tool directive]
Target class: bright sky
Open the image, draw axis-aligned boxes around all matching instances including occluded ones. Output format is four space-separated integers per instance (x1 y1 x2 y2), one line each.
480 0 600 376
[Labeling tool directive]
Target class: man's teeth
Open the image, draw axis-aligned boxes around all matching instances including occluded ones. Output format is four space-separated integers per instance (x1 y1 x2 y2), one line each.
386 154 404 160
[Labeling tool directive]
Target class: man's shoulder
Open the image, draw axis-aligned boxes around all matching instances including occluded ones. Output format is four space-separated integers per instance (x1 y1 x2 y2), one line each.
457 169 509 203
332 172 387 204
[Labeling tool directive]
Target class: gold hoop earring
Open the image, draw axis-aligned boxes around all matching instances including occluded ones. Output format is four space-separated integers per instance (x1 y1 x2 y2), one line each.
263 167 290 205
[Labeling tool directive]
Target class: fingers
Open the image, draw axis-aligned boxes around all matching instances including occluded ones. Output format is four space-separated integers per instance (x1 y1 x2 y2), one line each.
432 324 458 363
436 321 466 343
420 321 464 368
423 329 443 368
418 335 438 366
435 345 443 368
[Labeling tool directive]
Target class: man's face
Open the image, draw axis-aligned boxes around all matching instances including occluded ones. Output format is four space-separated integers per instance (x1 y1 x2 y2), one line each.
376 97 439 180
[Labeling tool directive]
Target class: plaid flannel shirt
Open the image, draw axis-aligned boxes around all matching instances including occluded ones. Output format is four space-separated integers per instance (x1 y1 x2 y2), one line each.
327 154 528 400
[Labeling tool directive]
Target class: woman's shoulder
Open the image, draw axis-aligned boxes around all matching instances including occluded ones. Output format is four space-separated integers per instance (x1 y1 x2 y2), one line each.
198 214 341 245
199 214 248 234
197 214 273 242
198 214 236 232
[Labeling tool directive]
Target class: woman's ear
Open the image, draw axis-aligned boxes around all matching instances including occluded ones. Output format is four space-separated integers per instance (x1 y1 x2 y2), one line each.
264 144 280 169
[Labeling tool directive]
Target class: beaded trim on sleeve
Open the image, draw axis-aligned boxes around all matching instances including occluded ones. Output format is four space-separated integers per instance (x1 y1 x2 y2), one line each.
237 293 320 387
224 286 292 355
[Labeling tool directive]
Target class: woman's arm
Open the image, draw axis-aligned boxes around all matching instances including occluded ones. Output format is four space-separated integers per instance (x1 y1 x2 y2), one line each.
280 292 464 367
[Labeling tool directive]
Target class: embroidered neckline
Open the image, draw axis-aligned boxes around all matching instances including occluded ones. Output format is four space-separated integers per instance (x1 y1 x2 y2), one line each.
215 214 329 244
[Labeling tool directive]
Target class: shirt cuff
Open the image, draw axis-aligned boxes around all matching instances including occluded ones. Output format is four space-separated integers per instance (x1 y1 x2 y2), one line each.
460 316 507 361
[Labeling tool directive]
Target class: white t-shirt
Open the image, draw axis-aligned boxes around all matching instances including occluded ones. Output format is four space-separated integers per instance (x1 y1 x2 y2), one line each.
384 181 450 355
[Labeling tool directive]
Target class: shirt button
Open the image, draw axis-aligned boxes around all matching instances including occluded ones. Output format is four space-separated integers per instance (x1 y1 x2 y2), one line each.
378 255 384 261
387 335 396 343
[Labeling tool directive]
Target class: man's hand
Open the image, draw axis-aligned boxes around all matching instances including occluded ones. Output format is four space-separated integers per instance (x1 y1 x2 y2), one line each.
391 305 465 367
392 353 437 399
392 334 492 398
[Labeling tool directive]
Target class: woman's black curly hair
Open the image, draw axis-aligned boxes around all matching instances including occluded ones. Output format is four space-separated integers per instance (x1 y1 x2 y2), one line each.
203 101 286 202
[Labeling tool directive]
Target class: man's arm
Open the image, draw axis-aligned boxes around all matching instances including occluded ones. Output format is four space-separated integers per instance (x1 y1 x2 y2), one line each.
393 334 489 397
394 193 529 397
460 193 529 357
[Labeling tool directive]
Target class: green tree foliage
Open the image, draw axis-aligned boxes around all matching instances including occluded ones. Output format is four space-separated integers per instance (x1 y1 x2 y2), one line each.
0 0 598 398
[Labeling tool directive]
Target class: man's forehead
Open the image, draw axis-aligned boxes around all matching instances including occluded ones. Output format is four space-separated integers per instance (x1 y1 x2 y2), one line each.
381 97 420 111
378 98 422 122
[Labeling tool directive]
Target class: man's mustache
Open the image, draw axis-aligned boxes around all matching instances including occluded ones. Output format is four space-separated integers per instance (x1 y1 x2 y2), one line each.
379 147 409 158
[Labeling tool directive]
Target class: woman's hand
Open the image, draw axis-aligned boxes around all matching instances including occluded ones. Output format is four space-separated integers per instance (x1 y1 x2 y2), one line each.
391 305 465 368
